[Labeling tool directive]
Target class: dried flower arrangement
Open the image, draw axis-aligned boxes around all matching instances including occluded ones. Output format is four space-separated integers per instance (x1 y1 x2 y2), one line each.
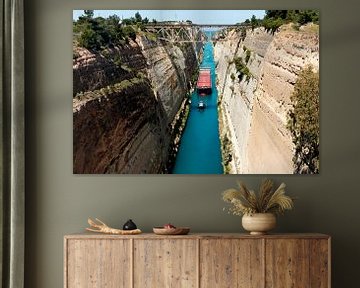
222 179 294 216
86 218 142 235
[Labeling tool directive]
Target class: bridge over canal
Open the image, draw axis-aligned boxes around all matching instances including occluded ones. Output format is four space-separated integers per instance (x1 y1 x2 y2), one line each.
143 23 251 43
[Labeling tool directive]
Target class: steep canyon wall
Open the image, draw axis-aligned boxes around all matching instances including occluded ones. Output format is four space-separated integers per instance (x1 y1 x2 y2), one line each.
73 31 202 173
214 25 319 173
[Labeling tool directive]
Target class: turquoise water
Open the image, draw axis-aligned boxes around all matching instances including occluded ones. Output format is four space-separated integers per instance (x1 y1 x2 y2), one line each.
172 40 223 174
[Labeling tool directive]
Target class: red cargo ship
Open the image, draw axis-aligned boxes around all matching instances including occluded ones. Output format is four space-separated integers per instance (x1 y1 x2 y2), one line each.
196 68 212 95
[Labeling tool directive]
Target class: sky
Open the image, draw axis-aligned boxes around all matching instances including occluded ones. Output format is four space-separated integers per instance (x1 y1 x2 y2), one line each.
73 10 265 25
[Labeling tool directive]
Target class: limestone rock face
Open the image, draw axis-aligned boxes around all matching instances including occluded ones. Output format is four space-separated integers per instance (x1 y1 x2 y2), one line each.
73 33 201 174
138 37 198 124
214 24 319 173
73 42 146 96
73 79 168 174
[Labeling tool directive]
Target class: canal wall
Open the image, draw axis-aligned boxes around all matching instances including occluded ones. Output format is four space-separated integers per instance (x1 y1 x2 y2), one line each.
214 24 319 173
73 29 203 173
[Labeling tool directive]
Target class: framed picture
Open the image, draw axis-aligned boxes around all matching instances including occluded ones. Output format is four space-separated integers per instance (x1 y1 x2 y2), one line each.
73 10 319 174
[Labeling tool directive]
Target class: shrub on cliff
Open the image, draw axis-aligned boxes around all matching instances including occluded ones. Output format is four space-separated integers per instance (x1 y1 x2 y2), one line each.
221 134 233 174
287 66 319 174
74 11 149 50
297 10 319 25
240 27 247 41
233 57 252 82
262 17 284 34
234 57 244 72
123 26 137 41
245 49 251 64
261 10 319 33
78 27 102 50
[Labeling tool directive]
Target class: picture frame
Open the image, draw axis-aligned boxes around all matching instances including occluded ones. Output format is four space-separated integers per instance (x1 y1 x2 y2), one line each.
72 10 320 175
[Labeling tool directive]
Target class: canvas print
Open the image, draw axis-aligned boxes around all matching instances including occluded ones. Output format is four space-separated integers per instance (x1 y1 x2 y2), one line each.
73 10 319 174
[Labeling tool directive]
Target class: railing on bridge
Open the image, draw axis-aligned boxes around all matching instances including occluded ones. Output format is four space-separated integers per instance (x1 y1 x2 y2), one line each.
143 23 251 43
144 23 251 28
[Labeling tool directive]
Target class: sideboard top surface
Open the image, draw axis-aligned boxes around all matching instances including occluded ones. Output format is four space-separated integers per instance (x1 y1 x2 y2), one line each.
64 232 330 240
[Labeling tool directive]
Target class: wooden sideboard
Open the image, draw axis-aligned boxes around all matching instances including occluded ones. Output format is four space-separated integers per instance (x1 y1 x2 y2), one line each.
64 233 330 288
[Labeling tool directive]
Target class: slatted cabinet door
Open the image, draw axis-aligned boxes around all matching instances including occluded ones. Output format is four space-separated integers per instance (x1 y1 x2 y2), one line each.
265 238 330 288
309 239 330 288
65 239 131 288
200 239 264 288
133 239 198 288
266 239 310 287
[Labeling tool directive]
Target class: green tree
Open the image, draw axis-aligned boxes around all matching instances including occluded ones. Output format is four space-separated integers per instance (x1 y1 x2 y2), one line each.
259 10 319 33
298 10 319 25
106 15 123 44
84 10 94 19
135 12 142 23
287 66 319 174
310 10 320 24
262 17 284 34
108 15 120 26
250 15 258 30
298 11 312 25
285 10 298 22
74 11 157 49
123 26 136 41
265 10 287 20
78 26 101 50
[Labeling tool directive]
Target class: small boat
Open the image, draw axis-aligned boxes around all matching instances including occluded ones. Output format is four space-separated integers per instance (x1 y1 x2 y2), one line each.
198 101 205 110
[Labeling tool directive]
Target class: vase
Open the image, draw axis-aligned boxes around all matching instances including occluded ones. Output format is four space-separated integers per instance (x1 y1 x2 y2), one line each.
123 219 137 230
242 213 276 235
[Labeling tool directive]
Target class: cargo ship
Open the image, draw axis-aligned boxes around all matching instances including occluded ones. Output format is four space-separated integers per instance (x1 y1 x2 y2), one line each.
196 68 212 95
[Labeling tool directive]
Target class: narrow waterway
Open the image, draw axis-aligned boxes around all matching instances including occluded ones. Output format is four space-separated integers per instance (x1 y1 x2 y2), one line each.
173 38 223 174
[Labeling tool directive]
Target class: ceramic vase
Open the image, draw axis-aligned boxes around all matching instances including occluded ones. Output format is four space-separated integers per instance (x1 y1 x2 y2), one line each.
242 213 276 235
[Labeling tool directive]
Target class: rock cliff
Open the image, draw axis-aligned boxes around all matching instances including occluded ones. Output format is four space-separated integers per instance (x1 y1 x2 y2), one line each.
73 31 202 173
214 24 319 173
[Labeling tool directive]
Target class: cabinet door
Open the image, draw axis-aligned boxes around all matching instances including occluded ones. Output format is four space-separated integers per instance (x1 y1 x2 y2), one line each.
309 239 330 288
65 239 131 288
134 239 198 288
265 239 313 288
200 239 264 288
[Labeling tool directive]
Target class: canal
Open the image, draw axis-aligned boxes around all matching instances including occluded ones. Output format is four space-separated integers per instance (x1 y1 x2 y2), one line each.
173 37 223 174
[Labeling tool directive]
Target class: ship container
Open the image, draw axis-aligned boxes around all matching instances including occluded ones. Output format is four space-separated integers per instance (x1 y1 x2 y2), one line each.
196 68 212 95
